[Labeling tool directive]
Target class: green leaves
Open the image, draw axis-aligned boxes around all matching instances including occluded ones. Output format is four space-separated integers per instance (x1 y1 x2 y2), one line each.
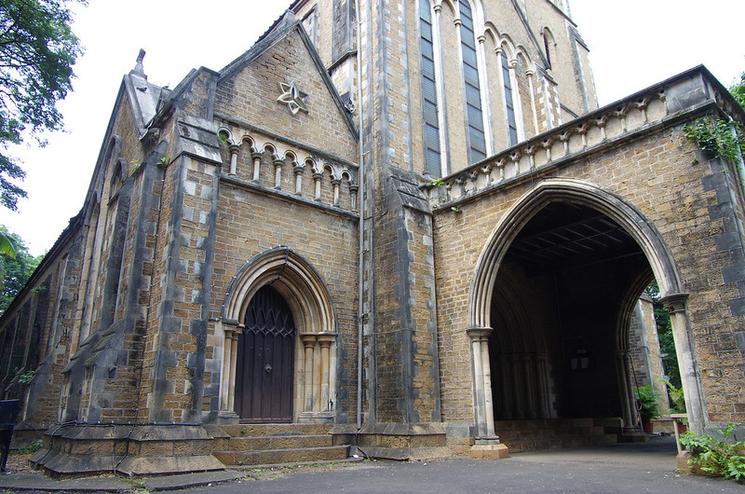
664 379 686 414
0 226 41 314
730 72 745 113
0 0 85 210
681 423 745 482
634 384 659 420
683 117 744 164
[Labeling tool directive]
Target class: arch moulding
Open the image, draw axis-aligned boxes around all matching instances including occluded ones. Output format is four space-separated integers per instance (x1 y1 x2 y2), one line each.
218 246 338 423
469 178 682 329
466 178 707 435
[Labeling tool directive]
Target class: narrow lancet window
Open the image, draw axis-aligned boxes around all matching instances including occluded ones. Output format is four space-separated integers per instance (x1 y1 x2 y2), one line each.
459 0 487 163
502 52 519 146
419 0 442 177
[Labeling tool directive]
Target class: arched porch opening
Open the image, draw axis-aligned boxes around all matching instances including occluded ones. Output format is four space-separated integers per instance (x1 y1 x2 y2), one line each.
468 179 706 450
219 247 338 423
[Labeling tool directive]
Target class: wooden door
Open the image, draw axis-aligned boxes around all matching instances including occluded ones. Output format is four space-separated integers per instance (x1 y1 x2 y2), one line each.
235 286 296 422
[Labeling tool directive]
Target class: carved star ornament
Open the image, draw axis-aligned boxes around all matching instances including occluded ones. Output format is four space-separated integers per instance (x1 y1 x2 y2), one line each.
277 81 309 115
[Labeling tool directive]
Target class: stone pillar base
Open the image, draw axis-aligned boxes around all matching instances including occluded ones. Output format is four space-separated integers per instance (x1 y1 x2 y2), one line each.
350 423 449 461
298 412 335 424
470 442 509 460
216 411 240 424
32 424 225 477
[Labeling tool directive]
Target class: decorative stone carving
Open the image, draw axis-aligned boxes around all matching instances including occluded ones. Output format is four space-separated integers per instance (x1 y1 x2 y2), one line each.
277 82 309 115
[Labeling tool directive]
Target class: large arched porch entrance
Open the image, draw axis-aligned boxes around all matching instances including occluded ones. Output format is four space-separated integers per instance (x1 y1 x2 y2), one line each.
218 247 338 424
468 179 707 449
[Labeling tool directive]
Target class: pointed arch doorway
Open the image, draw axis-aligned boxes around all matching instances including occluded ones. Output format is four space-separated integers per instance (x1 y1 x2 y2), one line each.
219 247 338 424
468 179 708 443
235 285 296 423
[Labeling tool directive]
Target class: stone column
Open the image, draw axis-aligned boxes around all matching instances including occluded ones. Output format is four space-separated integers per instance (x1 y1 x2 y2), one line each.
508 58 524 141
273 159 284 189
536 353 552 418
349 184 358 211
219 323 232 412
617 352 636 430
525 69 539 136
623 352 639 428
318 335 334 411
468 326 508 459
313 339 323 413
294 165 304 195
251 152 262 182
301 335 316 413
476 34 493 155
523 354 537 419
661 294 706 434
226 326 243 415
313 173 323 201
512 354 526 419
332 179 341 206
228 145 240 176
468 327 497 439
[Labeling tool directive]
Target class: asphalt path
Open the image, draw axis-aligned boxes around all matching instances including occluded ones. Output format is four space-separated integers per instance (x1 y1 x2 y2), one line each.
172 437 743 493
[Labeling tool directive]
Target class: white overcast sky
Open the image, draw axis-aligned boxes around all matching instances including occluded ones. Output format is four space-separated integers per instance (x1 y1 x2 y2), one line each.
2 0 744 256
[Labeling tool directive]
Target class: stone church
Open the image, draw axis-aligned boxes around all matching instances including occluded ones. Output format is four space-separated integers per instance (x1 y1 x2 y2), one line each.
1 0 744 476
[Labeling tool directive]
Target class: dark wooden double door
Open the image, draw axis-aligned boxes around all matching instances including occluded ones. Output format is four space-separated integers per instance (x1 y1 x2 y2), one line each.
235 286 296 423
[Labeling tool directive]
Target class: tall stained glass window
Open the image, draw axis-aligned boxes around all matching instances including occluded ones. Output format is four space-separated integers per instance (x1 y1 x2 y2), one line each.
459 0 487 163
502 52 519 146
420 0 442 176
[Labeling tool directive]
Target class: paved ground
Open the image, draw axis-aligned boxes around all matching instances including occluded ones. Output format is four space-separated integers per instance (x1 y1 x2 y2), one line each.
1 437 742 493
173 437 742 494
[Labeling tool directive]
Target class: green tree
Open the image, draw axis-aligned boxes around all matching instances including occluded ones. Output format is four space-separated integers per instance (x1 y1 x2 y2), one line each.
0 226 41 313
730 72 745 112
0 0 84 210
645 282 681 388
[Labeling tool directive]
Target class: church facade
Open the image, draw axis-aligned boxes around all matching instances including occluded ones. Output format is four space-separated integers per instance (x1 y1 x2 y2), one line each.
1 0 744 475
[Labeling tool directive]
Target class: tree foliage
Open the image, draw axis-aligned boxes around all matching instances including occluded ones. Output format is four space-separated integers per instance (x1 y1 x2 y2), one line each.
0 0 84 210
645 282 681 388
730 72 745 112
0 226 41 313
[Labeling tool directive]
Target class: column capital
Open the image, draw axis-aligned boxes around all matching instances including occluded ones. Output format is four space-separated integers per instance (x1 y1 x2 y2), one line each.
477 35 486 44
433 3 442 14
453 18 462 27
660 293 689 314
228 144 240 154
294 165 305 175
313 172 324 180
317 334 336 347
273 159 285 167
251 151 263 161
508 58 518 69
467 326 493 341
300 334 318 347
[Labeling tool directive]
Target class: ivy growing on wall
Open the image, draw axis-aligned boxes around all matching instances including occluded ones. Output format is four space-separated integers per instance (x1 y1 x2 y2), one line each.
683 117 745 164
683 72 745 164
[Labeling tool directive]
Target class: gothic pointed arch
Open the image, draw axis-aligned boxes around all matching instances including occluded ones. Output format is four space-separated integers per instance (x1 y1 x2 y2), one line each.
222 246 335 335
219 246 338 422
469 178 682 329
467 178 708 436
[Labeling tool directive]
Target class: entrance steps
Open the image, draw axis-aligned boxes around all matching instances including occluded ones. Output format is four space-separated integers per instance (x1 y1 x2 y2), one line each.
212 423 350 467
494 418 618 453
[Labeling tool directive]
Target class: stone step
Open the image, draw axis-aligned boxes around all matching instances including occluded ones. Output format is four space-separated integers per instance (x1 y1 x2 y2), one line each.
214 445 350 466
213 434 334 451
219 423 332 438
